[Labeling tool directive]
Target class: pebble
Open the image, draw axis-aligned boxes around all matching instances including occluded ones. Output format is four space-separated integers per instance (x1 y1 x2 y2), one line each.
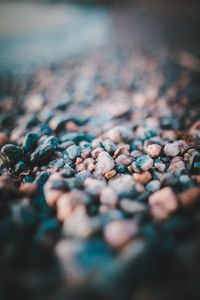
95 151 115 176
66 145 80 160
0 132 9 147
146 180 160 192
154 160 166 172
135 155 153 171
146 144 162 158
19 182 38 196
115 154 132 165
105 169 116 180
30 143 57 165
179 187 200 208
120 199 147 214
1 144 23 164
133 171 152 184
23 132 38 153
104 220 138 249
100 187 118 207
115 164 128 173
109 174 134 194
149 187 178 220
164 142 179 157
57 190 88 221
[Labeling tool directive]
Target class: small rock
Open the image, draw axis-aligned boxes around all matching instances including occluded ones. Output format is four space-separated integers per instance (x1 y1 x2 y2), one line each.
115 154 132 165
105 169 117 180
146 144 162 158
179 187 200 208
104 220 138 249
95 151 115 176
149 187 178 220
100 187 118 207
133 171 152 184
135 155 153 171
164 142 179 157
23 132 38 153
1 144 23 164
146 180 160 192
67 145 80 160
120 199 146 214
0 132 9 147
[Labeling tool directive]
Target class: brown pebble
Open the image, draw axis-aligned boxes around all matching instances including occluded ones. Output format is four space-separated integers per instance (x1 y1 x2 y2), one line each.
149 187 178 220
0 132 9 146
19 183 38 196
104 220 138 249
105 169 117 180
75 157 83 165
179 187 200 208
87 163 96 173
133 171 152 184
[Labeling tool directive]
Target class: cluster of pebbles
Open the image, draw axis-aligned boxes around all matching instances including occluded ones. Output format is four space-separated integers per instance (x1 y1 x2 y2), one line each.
0 48 200 299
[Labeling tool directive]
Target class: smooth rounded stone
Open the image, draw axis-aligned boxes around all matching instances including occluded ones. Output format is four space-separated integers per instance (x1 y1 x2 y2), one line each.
91 138 103 148
168 160 185 175
14 160 29 174
102 139 116 154
91 147 104 159
133 171 152 184
184 149 200 171
146 180 160 192
44 174 69 206
105 125 133 143
135 155 153 171
149 187 178 220
57 190 89 221
120 199 147 214
179 187 200 208
75 170 92 183
22 132 38 153
109 174 134 194
100 186 118 207
24 93 44 112
1 144 23 164
113 144 130 158
104 220 138 249
105 169 116 180
131 150 143 159
0 132 9 147
164 142 179 157
154 160 166 173
95 151 115 176
19 182 38 196
115 154 132 165
30 143 57 165
115 164 128 173
76 163 86 173
66 145 80 160
63 206 100 239
84 178 106 196
146 144 162 158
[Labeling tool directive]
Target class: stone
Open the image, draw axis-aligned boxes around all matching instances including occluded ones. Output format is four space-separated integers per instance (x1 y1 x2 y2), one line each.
164 142 179 157
105 169 116 180
66 145 80 160
104 220 138 249
146 144 162 158
100 187 118 207
133 171 152 184
135 155 153 171
95 151 115 176
149 187 178 220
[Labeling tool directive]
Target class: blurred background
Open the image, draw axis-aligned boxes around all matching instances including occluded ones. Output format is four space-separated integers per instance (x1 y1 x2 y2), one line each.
0 0 200 74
